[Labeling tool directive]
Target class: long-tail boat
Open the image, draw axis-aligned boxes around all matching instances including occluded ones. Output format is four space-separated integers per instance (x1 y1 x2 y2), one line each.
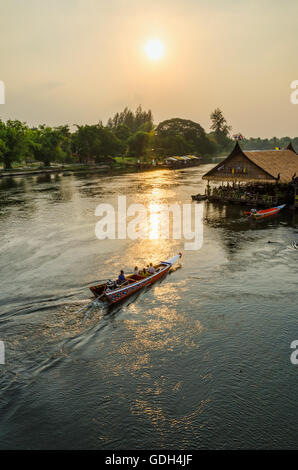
245 204 286 220
90 253 182 305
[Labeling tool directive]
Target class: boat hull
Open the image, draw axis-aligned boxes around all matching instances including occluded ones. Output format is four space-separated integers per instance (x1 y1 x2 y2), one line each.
90 253 182 305
106 264 170 304
252 204 285 220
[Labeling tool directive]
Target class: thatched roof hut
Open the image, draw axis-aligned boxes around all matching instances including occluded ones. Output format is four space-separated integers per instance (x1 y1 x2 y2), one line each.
203 142 298 184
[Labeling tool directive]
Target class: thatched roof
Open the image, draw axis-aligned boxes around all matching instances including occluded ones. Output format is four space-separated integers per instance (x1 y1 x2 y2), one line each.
203 141 298 183
243 149 298 183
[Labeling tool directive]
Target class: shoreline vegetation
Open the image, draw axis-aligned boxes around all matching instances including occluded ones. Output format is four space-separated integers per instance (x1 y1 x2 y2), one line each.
0 162 168 178
1 105 297 173
0 157 212 178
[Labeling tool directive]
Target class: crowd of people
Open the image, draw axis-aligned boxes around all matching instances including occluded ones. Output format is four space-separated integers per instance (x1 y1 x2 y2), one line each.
105 263 157 292
118 263 157 284
133 263 156 277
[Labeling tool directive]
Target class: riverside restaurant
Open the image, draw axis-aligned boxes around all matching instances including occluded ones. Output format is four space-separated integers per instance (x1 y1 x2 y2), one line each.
196 142 298 209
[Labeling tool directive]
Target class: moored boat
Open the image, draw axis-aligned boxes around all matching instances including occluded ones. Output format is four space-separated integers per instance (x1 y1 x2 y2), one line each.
90 253 182 305
191 194 207 201
245 204 286 220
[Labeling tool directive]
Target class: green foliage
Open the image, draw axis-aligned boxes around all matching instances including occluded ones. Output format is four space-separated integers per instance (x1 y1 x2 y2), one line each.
113 124 132 142
210 108 232 150
2 105 297 170
72 123 123 164
107 105 153 134
155 134 190 158
127 131 150 158
29 125 70 167
0 120 28 169
155 118 216 157
242 136 296 151
56 125 72 162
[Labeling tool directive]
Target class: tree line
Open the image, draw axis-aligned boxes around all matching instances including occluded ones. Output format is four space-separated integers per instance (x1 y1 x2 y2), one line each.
0 106 296 170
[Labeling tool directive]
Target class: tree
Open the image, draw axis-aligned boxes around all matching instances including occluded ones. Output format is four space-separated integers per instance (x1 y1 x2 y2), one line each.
72 124 102 164
97 126 123 159
107 105 153 134
127 131 150 158
113 124 131 142
156 134 191 158
28 125 72 167
55 125 72 162
72 123 123 164
210 108 232 149
0 120 28 169
155 118 215 156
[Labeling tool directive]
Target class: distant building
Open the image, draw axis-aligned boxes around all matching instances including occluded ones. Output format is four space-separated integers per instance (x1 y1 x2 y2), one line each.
200 142 298 208
165 155 200 168
202 142 298 184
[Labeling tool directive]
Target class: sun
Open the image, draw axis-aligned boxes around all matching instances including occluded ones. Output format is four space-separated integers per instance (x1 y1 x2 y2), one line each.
145 39 165 61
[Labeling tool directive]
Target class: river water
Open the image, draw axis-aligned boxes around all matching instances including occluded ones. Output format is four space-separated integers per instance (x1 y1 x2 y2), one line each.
0 165 297 450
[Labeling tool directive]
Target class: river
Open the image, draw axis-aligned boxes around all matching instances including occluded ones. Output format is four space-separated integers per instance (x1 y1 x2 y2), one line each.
0 165 297 449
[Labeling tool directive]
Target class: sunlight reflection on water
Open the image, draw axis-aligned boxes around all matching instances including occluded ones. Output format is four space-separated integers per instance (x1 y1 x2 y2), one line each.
0 167 298 449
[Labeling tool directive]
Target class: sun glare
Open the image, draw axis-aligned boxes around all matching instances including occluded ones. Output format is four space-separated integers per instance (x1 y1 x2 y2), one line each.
145 39 165 61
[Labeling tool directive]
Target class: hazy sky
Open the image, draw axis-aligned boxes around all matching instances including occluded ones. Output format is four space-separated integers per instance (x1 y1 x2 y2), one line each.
1 0 298 137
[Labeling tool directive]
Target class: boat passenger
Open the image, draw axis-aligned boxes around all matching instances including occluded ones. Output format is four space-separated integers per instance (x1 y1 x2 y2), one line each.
117 270 126 284
141 268 148 278
147 263 156 274
134 266 139 274
106 280 116 292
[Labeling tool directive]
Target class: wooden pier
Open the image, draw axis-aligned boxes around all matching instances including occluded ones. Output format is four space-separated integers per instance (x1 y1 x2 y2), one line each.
192 193 282 207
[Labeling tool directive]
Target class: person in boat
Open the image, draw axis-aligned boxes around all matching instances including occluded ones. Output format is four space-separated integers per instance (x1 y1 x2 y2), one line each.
147 263 156 274
140 268 149 278
106 280 116 292
117 270 126 285
134 266 139 275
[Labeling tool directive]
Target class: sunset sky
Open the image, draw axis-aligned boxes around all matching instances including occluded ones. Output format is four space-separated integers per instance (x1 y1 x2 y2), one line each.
1 0 298 137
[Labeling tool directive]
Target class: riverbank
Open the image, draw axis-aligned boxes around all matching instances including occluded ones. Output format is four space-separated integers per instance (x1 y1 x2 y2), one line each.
0 163 154 178
0 160 206 178
0 152 221 178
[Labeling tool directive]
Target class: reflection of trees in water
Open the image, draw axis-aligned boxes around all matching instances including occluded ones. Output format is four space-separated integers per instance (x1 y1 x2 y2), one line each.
36 174 52 184
77 185 106 198
33 173 73 202
0 176 26 192
49 176 73 203
0 177 37 221
0 174 75 222
0 177 27 209
75 173 112 198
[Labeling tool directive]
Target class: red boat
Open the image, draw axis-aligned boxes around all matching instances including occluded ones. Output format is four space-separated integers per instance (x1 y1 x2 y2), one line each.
245 204 286 220
90 253 182 305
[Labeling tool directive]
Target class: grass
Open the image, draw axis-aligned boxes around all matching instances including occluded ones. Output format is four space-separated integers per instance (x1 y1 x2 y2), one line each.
113 156 139 165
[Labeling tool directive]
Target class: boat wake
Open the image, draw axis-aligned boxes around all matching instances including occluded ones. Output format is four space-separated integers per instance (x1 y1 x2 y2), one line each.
78 297 108 323
169 263 182 273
